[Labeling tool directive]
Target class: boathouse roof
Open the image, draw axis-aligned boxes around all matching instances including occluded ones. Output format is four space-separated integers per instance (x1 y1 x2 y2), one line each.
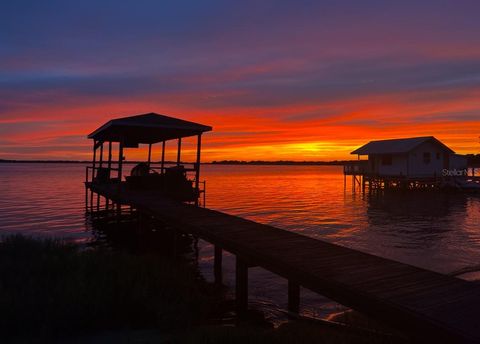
88 112 212 144
351 136 454 155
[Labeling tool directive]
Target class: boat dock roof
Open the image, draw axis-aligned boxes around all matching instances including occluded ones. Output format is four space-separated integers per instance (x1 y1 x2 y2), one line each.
88 112 212 144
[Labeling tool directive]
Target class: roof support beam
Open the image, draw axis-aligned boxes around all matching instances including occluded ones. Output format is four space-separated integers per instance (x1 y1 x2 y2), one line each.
94 140 103 150
177 138 182 166
92 140 97 182
118 141 124 182
99 141 104 168
107 141 112 172
147 143 152 168
161 141 165 173
195 134 202 205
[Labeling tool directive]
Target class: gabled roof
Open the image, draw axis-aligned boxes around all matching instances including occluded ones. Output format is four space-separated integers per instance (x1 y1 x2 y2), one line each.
88 112 212 144
351 136 455 155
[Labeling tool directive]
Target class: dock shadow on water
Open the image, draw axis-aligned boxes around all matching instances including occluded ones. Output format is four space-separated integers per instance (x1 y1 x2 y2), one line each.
87 206 199 260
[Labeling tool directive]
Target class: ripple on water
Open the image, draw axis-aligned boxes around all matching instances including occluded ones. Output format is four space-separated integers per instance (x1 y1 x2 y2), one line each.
1 163 480 322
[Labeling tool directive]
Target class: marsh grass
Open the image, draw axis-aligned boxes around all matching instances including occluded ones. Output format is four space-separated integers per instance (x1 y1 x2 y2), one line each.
0 235 217 341
177 322 404 344
0 235 405 344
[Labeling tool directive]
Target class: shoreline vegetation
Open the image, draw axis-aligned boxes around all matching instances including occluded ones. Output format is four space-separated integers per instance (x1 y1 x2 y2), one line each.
0 235 404 343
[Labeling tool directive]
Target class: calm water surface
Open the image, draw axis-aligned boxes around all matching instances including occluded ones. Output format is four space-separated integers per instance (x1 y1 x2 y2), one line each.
1 163 479 321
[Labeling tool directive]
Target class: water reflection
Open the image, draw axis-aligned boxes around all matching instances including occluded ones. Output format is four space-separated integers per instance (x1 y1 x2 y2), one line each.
350 190 479 276
86 206 199 263
365 191 468 247
1 163 479 323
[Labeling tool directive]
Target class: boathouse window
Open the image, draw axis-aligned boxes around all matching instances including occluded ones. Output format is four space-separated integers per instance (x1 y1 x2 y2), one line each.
381 154 392 166
423 152 431 164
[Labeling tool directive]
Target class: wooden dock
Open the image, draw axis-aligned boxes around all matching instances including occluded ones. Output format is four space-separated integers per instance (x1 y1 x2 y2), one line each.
87 182 480 343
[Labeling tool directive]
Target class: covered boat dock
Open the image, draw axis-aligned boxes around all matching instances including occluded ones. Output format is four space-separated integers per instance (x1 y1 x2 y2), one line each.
85 112 212 206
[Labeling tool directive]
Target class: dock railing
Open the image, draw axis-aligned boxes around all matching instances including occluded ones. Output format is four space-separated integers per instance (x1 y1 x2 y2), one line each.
85 165 121 184
86 163 207 206
343 160 369 175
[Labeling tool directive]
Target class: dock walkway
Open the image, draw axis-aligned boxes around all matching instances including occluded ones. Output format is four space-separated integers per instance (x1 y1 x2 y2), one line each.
87 182 480 343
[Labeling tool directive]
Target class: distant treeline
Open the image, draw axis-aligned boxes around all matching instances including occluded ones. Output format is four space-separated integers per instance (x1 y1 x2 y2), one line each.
2 155 480 166
0 159 352 166
210 160 351 166
0 159 91 164
0 159 179 164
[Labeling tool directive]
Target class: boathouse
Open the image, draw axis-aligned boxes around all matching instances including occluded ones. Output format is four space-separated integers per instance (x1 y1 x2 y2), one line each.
345 136 468 190
86 112 212 205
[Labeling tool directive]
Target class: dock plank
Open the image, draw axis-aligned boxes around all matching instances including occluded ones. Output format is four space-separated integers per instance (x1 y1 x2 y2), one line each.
87 182 480 343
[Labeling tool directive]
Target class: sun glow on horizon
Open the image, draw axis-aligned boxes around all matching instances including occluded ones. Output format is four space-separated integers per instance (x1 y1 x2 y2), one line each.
1 1 480 161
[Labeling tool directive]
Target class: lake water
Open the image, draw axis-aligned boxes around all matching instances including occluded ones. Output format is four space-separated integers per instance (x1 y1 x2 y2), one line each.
1 163 479 322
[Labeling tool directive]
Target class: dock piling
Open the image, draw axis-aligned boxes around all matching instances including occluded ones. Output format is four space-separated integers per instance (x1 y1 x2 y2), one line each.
235 257 248 314
214 245 223 285
288 280 300 314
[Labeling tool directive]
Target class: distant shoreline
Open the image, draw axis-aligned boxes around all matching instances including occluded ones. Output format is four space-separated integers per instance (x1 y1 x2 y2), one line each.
210 160 349 166
2 157 479 166
0 159 352 166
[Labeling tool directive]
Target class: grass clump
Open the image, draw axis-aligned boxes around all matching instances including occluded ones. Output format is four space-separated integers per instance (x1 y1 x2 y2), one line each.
0 235 216 341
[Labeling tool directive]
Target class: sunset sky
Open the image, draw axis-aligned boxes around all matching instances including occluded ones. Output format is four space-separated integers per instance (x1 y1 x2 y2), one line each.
1 0 480 161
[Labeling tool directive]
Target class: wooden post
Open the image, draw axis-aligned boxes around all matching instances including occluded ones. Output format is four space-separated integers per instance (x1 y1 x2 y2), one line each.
90 140 97 208
177 138 182 166
99 141 104 168
214 245 222 285
195 134 202 206
92 140 97 182
107 141 112 174
203 180 206 207
116 202 121 221
288 280 300 313
161 141 165 173
89 190 94 212
118 141 124 182
236 257 248 314
97 141 104 211
147 143 152 168
84 183 88 210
